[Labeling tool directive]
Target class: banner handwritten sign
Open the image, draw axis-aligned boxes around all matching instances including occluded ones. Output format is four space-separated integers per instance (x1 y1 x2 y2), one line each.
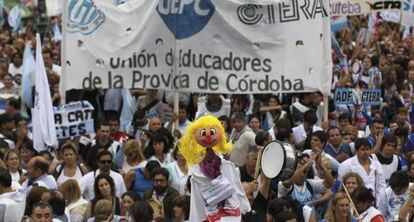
62 0 332 95
53 101 94 139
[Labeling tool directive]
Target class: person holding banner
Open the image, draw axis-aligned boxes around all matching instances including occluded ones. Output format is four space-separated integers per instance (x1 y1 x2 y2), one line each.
195 94 231 120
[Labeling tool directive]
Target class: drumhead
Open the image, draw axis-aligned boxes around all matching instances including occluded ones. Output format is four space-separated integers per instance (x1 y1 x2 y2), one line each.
261 141 285 179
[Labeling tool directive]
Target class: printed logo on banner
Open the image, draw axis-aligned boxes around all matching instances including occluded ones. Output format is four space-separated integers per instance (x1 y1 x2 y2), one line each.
330 1 362 15
404 0 414 12
237 4 276 25
66 0 105 35
366 0 402 10
157 0 215 40
237 0 328 25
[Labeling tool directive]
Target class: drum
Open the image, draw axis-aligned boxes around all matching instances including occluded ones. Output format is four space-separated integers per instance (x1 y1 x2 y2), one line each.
260 141 297 180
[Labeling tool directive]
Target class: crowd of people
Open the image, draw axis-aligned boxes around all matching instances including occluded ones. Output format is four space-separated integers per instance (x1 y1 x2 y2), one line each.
0 2 414 222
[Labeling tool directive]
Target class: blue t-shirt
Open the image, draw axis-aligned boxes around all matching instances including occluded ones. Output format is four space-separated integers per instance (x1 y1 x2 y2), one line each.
132 168 153 197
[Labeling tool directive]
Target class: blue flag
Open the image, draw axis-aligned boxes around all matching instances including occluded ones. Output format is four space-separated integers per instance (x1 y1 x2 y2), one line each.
54 23 62 43
331 32 348 76
8 3 22 32
22 41 35 108
0 0 4 27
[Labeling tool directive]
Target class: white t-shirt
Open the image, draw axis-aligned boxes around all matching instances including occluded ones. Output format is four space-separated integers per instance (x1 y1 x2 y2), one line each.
8 64 23 76
149 153 174 167
56 164 84 186
166 161 189 195
122 160 147 174
9 169 26 183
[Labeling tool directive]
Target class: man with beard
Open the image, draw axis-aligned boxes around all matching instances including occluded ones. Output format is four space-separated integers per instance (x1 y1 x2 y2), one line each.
143 167 179 220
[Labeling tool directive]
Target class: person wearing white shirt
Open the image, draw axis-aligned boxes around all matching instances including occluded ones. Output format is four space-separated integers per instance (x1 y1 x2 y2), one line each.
22 156 58 193
195 94 231 119
79 151 127 201
7 54 23 77
229 112 257 167
292 110 322 150
0 169 26 222
166 148 189 195
303 131 340 176
378 171 410 222
165 103 192 140
338 138 386 205
144 133 174 167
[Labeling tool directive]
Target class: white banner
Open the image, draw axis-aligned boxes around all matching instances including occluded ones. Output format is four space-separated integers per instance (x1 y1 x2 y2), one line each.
402 0 414 26
54 101 95 139
46 0 63 16
62 0 332 95
330 0 402 16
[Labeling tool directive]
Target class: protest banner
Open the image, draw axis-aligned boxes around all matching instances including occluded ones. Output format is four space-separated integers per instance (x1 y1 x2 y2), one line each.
329 0 402 16
46 0 63 16
53 101 94 139
62 0 332 95
333 88 382 106
402 0 414 26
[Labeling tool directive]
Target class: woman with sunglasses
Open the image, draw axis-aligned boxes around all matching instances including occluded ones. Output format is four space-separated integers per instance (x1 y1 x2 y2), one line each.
51 141 89 185
85 174 121 220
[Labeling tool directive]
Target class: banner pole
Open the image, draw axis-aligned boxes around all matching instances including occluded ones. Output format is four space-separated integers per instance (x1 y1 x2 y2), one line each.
174 92 179 131
323 95 329 123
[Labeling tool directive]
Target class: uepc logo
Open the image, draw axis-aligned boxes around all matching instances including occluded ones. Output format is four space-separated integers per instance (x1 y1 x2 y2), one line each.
67 0 105 35
157 0 215 40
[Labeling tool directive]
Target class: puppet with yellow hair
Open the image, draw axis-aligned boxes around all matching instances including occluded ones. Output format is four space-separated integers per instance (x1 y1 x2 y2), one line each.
179 115 250 222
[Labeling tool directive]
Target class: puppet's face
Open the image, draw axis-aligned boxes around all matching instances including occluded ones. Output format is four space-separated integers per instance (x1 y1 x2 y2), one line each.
194 126 222 148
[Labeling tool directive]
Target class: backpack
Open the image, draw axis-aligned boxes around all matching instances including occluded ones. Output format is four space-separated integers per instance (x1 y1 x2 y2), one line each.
55 163 85 179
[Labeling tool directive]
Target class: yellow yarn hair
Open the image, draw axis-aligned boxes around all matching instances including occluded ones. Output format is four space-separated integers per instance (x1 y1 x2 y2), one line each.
179 115 232 166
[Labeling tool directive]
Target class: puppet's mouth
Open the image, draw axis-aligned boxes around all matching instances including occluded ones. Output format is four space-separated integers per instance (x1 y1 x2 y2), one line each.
200 137 216 146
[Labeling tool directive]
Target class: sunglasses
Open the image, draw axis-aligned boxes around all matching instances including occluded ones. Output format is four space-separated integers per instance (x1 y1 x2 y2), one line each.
100 160 112 165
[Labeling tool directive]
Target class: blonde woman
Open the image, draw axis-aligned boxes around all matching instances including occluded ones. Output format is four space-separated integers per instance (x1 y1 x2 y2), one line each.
323 192 357 222
121 140 147 174
340 172 365 195
3 150 25 183
59 179 88 222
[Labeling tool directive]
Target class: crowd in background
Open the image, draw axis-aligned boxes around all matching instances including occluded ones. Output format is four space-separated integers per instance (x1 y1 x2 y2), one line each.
1 3 414 222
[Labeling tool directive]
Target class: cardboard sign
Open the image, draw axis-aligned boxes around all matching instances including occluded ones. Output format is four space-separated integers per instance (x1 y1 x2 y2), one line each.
53 101 95 139
334 88 382 105
202 175 235 207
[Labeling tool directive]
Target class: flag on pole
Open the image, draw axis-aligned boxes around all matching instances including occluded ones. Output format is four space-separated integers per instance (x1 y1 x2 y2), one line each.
32 33 58 152
120 89 136 132
0 0 4 27
331 33 348 77
22 41 35 108
54 23 62 43
8 3 22 32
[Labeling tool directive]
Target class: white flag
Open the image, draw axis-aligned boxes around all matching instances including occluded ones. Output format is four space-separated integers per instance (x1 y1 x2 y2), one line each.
32 34 58 152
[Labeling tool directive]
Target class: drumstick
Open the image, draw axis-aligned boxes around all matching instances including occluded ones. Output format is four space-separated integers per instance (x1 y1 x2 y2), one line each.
254 148 263 180
341 183 360 217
